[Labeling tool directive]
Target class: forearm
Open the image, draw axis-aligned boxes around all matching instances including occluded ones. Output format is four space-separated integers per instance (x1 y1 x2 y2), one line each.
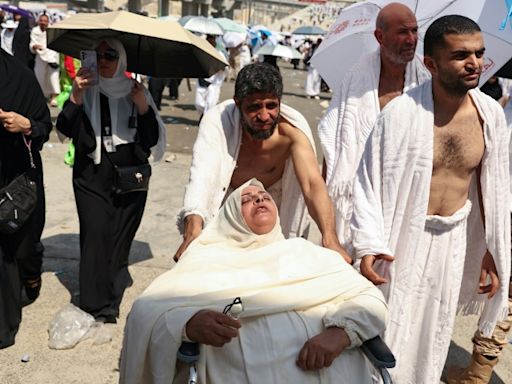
304 181 338 244
183 214 204 240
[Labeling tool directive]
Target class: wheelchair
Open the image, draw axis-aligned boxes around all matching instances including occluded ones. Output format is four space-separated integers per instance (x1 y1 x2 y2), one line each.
177 298 395 384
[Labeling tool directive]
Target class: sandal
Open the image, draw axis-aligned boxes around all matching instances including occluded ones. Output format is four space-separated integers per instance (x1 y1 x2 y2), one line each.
24 277 42 301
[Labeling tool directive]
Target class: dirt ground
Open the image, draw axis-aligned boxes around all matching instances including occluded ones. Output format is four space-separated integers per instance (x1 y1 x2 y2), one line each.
0 62 510 384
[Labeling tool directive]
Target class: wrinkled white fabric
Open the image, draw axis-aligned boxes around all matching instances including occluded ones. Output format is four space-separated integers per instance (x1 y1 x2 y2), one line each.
120 179 388 384
81 38 166 165
386 201 472 384
318 49 430 253
1 29 15 55
305 64 321 97
194 69 226 115
177 99 315 238
351 81 511 383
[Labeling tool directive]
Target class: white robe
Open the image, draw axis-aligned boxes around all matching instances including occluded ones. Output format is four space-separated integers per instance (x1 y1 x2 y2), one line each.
194 69 226 115
1 29 15 55
120 237 388 384
30 26 60 97
177 100 315 238
317 49 430 252
305 64 321 97
351 81 511 383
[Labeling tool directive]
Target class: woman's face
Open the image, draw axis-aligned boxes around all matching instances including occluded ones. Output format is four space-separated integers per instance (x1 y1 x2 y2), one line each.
240 185 277 235
96 41 120 78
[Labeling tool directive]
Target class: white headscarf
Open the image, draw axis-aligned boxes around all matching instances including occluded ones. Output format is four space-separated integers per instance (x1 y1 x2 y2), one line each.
82 38 166 165
188 178 284 252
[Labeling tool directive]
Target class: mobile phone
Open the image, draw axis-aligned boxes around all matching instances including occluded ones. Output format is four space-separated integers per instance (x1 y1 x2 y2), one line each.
80 50 98 86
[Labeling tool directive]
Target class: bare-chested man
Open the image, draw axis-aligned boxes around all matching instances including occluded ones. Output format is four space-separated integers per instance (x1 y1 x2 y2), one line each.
318 3 430 254
175 63 350 263
350 15 511 384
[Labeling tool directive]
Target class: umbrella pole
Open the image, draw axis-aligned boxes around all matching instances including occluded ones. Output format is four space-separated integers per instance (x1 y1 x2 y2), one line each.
129 35 142 128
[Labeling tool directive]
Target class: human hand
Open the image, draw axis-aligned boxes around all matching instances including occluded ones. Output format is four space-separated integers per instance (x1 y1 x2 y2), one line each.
185 310 241 347
130 81 149 115
70 67 95 105
478 250 500 298
296 327 350 371
174 215 203 262
322 236 352 264
360 254 394 285
173 235 198 263
0 109 31 135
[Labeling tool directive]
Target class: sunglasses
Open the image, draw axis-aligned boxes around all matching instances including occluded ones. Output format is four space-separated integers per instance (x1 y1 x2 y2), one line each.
96 49 119 61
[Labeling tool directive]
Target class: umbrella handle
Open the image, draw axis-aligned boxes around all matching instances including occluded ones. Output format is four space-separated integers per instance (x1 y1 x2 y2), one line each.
129 36 142 128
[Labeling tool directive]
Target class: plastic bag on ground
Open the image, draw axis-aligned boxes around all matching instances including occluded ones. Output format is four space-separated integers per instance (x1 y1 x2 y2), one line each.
48 303 95 349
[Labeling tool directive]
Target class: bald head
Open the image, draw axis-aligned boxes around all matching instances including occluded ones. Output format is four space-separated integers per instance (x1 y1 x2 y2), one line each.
376 3 415 31
375 2 418 65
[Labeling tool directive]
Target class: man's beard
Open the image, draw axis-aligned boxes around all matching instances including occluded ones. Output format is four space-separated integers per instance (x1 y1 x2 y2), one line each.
241 115 279 140
439 72 480 97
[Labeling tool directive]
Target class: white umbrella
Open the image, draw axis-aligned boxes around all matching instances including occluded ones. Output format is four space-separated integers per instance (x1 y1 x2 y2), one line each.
312 0 511 90
223 31 247 48
179 15 224 36
255 44 303 60
415 0 512 85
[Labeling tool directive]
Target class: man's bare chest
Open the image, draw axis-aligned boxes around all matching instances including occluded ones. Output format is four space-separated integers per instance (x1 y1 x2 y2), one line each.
433 119 484 172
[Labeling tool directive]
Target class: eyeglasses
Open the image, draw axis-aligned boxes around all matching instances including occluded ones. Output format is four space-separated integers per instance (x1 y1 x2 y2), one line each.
96 49 119 61
223 297 243 319
241 191 272 205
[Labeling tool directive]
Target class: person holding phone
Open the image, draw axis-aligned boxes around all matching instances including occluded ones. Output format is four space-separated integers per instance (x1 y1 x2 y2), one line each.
56 38 166 323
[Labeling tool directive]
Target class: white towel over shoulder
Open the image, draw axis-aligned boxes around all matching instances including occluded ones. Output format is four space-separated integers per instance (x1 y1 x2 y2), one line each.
177 100 315 238
351 80 511 337
318 49 430 250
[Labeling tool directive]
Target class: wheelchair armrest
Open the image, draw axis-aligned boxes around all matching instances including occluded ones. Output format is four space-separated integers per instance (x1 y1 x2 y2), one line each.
177 342 200 365
360 336 396 369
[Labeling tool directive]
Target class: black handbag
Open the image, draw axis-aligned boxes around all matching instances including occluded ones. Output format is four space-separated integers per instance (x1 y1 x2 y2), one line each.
0 136 38 235
112 162 151 194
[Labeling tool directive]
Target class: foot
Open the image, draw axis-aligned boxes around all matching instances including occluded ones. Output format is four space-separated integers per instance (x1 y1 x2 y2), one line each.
24 277 42 301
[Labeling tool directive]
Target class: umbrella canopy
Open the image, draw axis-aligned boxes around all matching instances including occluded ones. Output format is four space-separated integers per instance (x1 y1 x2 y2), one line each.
0 4 33 19
292 26 326 35
178 15 224 36
254 44 303 60
223 31 247 48
312 0 512 90
47 11 228 78
214 18 247 34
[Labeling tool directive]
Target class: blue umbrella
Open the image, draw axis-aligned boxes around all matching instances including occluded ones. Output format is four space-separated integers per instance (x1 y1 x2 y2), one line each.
0 4 33 20
292 26 326 35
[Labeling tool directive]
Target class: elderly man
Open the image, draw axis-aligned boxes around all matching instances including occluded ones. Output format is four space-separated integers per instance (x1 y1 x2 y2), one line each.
175 63 350 263
350 15 511 383
318 2 430 253
30 13 60 107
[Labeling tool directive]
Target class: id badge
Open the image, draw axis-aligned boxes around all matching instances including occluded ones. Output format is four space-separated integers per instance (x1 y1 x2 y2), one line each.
103 135 116 153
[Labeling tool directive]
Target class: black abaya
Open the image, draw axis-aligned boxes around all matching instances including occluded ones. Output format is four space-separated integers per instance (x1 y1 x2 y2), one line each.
0 48 51 349
56 94 159 319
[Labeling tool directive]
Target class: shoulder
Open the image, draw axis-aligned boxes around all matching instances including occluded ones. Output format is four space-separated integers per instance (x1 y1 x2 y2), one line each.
279 103 313 139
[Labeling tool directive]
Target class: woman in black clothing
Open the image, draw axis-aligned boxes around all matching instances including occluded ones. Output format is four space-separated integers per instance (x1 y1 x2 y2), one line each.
56 38 165 323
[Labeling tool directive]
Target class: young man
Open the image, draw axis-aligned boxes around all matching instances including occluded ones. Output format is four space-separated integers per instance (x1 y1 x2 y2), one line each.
350 15 510 383
317 3 430 253
176 63 350 263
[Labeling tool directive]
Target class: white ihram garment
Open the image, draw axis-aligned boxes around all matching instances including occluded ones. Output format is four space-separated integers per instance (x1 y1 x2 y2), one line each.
351 81 511 384
177 99 315 239
30 26 60 97
317 49 430 253
305 64 321 97
120 179 388 384
194 69 226 115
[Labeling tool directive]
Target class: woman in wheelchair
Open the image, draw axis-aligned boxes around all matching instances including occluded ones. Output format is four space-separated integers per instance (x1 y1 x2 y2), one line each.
120 179 388 384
